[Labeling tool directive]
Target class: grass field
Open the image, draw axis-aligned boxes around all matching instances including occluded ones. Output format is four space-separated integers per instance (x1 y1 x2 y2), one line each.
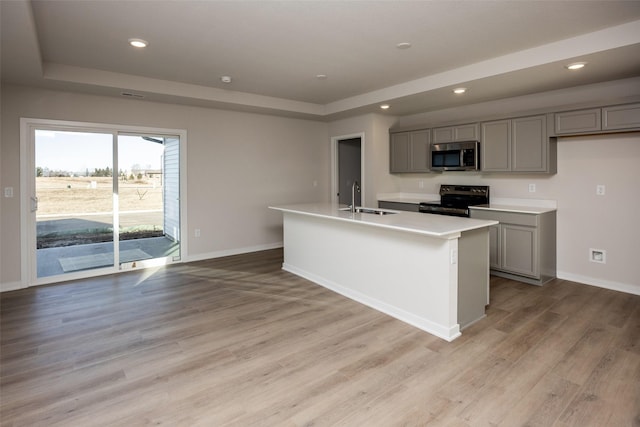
36 176 163 215
36 176 165 248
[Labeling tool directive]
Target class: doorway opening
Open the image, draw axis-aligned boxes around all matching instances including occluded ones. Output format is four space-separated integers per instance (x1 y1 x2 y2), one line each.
23 119 185 286
333 134 364 207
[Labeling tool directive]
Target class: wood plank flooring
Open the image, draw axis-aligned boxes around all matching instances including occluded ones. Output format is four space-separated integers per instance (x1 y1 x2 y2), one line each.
1 248 639 426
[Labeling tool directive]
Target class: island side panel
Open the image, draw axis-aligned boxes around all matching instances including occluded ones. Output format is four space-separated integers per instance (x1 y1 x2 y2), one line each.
457 227 490 329
281 211 461 341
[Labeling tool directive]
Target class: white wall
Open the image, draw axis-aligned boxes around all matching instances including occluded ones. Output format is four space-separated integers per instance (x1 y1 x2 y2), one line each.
1 84 329 287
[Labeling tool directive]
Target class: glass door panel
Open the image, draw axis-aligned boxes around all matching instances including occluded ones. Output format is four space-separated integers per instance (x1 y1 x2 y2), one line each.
117 134 180 267
35 130 115 278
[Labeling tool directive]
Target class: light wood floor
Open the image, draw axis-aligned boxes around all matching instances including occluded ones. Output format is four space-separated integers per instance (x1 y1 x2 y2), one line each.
1 249 638 426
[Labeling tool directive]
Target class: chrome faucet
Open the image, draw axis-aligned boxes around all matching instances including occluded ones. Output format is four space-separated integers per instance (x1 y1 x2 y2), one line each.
350 180 360 213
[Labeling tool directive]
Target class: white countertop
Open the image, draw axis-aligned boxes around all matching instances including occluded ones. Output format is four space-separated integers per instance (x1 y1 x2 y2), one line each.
270 203 498 239
469 204 556 214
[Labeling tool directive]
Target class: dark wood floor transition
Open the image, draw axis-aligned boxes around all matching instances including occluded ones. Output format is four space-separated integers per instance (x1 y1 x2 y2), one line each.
1 249 638 426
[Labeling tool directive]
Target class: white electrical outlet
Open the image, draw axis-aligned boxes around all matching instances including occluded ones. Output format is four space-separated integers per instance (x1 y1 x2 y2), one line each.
596 185 605 196
4 187 13 198
589 248 606 264
419 180 424 189
528 184 536 193
194 228 201 238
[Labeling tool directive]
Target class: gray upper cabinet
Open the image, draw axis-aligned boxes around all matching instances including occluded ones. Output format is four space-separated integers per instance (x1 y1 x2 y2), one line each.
389 129 430 173
554 108 601 134
554 103 640 135
481 115 554 173
432 123 479 143
390 132 410 173
602 103 640 131
481 119 511 171
512 115 548 172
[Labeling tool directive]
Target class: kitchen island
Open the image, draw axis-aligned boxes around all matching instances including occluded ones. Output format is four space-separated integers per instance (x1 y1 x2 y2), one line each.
270 203 498 341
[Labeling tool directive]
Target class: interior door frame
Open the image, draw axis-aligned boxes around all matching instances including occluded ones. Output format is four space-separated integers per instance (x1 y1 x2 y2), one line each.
331 132 365 206
20 118 188 288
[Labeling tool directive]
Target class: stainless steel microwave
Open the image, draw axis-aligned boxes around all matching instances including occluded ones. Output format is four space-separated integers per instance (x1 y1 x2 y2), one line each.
430 141 479 171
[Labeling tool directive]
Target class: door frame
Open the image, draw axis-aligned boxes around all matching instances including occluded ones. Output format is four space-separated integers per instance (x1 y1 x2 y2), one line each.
331 132 365 206
20 118 188 288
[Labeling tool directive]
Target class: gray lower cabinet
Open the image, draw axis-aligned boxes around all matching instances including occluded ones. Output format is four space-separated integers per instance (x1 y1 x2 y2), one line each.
378 200 420 212
470 208 556 285
389 129 430 173
481 114 555 173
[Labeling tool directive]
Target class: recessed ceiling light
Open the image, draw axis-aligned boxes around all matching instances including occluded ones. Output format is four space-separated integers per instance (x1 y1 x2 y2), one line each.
453 87 467 94
566 62 587 70
128 38 148 48
396 42 412 50
221 76 232 83
380 104 390 110
316 74 328 80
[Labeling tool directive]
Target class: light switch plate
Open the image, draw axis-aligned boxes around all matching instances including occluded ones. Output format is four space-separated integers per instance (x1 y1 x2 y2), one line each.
596 185 605 196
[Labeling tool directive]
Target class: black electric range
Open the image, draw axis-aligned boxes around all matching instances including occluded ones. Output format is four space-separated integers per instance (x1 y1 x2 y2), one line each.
419 185 490 217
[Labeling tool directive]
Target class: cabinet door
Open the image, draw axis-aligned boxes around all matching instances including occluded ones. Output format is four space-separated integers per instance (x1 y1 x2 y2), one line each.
433 124 479 143
432 126 454 143
481 119 511 171
502 224 538 278
512 115 547 172
554 109 601 134
390 132 410 173
409 129 430 172
455 123 479 141
602 103 640 131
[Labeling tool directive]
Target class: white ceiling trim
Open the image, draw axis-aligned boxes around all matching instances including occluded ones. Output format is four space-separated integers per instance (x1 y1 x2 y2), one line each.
42 63 326 116
324 20 640 115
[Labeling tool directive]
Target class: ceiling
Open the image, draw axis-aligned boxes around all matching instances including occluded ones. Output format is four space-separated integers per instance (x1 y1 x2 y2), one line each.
2 0 640 120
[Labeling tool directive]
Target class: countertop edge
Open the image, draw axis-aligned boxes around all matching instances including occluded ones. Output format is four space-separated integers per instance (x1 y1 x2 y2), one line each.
270 204 498 239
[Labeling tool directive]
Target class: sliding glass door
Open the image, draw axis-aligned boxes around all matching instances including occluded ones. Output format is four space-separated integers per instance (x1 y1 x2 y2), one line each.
29 122 182 283
35 130 115 277
116 134 180 268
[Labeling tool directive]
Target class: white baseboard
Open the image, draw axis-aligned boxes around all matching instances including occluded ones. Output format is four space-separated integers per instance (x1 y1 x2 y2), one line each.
1 281 26 293
185 242 283 263
557 271 640 296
